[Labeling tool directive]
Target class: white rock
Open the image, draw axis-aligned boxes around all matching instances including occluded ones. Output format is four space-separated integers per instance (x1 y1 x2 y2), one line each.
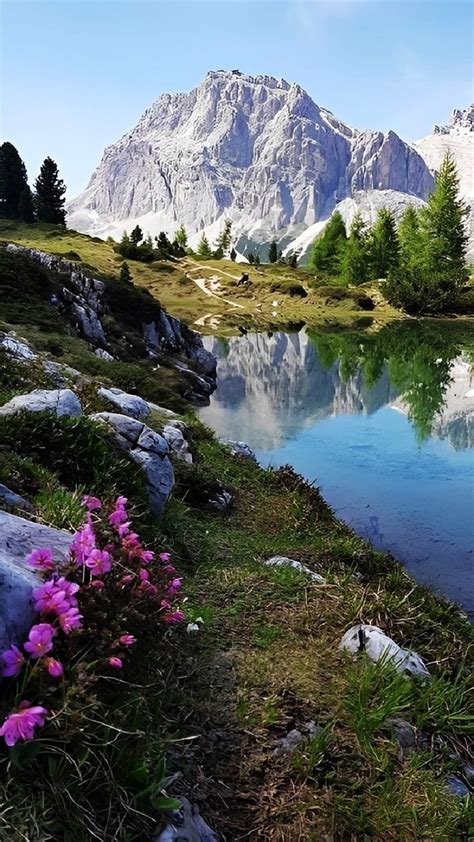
162 423 193 463
0 333 37 360
227 441 256 461
0 389 82 418
98 386 150 419
95 348 114 361
265 555 325 583
0 512 72 657
338 624 430 677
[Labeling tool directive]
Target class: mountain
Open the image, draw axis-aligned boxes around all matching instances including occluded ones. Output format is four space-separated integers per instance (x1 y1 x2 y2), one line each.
67 70 434 255
414 105 474 258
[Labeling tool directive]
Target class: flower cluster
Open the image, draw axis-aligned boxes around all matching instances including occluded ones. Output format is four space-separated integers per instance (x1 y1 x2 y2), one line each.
0 495 184 747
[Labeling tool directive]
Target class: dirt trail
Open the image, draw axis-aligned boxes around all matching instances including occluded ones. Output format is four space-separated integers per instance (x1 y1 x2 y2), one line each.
187 268 245 309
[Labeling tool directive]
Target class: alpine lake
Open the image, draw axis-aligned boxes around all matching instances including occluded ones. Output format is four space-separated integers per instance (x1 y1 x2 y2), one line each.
199 317 474 619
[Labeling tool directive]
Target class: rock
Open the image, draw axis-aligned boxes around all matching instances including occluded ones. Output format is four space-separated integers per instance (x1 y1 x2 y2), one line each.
98 386 150 419
273 728 303 757
227 441 256 461
302 721 324 739
94 348 114 361
208 490 233 512
0 511 72 657
445 775 470 798
0 388 82 418
0 332 37 360
0 485 34 513
154 797 219 842
42 360 81 386
162 423 193 464
338 625 430 678
462 764 474 780
264 556 326 583
91 412 173 515
384 716 417 757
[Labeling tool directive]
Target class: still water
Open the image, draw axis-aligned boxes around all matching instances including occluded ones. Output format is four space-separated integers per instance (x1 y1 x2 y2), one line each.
199 320 474 617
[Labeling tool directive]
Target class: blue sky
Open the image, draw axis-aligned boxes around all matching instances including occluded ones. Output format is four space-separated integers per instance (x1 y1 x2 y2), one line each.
1 0 472 197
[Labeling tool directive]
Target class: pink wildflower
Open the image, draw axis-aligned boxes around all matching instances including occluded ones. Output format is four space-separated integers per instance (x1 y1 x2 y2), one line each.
90 579 105 590
108 657 123 669
164 564 176 574
2 645 25 678
85 548 111 576
54 577 79 605
167 577 182 596
118 634 136 646
58 607 83 634
33 581 69 616
139 549 154 564
24 624 55 659
160 599 171 610
159 552 171 562
119 574 134 585
117 521 131 538
82 495 102 511
0 701 48 746
26 547 55 571
116 496 128 508
44 657 63 678
139 568 149 582
71 522 96 565
164 611 185 625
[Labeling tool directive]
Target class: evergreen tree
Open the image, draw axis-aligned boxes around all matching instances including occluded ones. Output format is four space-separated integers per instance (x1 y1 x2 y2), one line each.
130 225 143 244
34 157 66 224
217 218 233 253
230 247 237 262
385 156 469 315
197 233 212 258
248 252 255 264
340 213 368 285
254 254 261 266
213 246 224 259
309 211 347 274
119 262 132 283
155 231 173 257
18 185 35 223
174 224 188 249
0 142 30 219
420 152 468 281
288 251 298 268
367 208 400 279
268 240 278 263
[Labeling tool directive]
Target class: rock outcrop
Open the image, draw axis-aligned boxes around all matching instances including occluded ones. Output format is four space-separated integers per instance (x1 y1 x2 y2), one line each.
98 387 151 420
67 70 433 253
0 388 82 418
339 624 430 677
0 512 72 657
91 413 174 514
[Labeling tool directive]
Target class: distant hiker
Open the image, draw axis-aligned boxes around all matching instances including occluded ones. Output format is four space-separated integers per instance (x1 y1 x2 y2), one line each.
237 272 250 287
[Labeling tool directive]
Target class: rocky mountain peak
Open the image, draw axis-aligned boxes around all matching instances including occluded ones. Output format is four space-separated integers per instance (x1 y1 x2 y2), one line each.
434 104 474 135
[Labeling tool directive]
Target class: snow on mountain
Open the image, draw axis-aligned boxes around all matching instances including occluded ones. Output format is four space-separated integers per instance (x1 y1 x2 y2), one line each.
67 70 434 252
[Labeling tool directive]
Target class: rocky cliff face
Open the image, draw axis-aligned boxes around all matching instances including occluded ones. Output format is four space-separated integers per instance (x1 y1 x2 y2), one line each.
67 70 433 251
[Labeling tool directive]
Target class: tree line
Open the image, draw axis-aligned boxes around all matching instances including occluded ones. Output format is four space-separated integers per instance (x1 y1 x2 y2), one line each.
308 153 469 314
0 142 66 225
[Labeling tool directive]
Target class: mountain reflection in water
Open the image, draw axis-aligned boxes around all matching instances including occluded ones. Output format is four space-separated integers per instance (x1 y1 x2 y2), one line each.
199 320 474 617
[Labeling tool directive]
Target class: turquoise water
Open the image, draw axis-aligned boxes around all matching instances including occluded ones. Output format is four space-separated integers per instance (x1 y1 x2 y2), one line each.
199 321 474 617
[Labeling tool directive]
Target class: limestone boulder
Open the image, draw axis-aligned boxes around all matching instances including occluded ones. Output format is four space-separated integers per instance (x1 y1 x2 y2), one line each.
338 624 430 677
0 389 82 418
98 386 150 420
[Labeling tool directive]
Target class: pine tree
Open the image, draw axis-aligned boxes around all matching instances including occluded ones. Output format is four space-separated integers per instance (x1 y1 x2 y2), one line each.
119 262 132 283
254 254 261 266
130 225 143 244
197 233 212 258
367 208 400 279
248 252 255 264
309 211 347 274
0 142 30 219
18 185 35 223
340 213 368 285
230 247 237 262
34 157 66 224
217 219 233 253
420 152 468 281
268 240 278 263
288 252 298 268
385 157 469 314
174 224 188 249
155 231 173 257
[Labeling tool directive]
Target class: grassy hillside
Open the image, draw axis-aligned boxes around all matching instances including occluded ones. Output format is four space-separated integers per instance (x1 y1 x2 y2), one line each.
0 231 472 840
0 220 400 332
